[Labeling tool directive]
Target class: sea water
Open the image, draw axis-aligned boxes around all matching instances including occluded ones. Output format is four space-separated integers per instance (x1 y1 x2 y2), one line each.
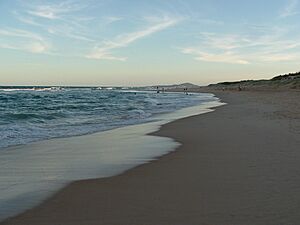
0 87 213 149
0 87 223 221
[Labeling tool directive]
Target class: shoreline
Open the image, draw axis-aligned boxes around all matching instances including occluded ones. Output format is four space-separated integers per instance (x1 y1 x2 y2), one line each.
0 93 218 152
0 93 223 222
0 88 209 152
2 90 300 225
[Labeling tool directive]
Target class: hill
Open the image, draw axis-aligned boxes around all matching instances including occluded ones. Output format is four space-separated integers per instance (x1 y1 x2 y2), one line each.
208 72 300 90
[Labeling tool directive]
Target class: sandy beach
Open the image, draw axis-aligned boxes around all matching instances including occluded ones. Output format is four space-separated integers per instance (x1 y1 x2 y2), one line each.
2 90 300 225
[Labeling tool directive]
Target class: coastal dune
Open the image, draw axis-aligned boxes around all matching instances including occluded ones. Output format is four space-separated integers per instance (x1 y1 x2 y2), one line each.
2 90 300 225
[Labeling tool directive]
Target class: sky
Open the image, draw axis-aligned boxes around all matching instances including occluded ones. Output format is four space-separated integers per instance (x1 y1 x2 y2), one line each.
0 0 300 86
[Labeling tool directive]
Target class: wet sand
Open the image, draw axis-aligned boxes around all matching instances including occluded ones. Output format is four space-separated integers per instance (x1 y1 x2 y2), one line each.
2 90 300 225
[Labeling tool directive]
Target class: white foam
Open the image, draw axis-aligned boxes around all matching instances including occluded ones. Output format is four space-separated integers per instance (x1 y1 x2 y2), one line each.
0 94 225 221
0 87 63 92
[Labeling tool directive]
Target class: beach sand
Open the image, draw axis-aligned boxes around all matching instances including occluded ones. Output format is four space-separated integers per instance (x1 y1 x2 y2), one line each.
2 90 300 225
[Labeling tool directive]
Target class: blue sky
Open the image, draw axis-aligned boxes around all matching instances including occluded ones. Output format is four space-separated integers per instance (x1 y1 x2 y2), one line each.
0 0 300 85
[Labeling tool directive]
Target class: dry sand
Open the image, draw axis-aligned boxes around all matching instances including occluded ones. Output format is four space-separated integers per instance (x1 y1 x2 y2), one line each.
2 90 300 225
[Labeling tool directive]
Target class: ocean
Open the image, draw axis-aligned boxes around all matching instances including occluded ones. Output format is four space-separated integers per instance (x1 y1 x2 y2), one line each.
0 87 212 149
0 87 223 221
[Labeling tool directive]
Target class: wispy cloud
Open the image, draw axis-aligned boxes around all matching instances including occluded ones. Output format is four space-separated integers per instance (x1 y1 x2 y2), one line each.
8 1 181 59
104 16 123 24
197 18 224 26
179 32 250 64
0 28 50 53
280 0 299 18
86 16 180 60
27 1 86 20
180 27 300 64
47 25 95 42
181 47 249 64
13 11 43 27
12 1 96 44
0 28 43 41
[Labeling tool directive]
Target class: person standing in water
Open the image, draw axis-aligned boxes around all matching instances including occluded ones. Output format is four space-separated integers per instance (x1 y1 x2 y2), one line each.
184 88 188 95
156 86 160 93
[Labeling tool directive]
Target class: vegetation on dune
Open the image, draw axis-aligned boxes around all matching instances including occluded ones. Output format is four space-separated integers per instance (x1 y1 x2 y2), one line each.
208 71 300 90
271 71 300 81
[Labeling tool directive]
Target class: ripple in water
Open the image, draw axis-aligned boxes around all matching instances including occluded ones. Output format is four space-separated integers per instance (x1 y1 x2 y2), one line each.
0 88 214 149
